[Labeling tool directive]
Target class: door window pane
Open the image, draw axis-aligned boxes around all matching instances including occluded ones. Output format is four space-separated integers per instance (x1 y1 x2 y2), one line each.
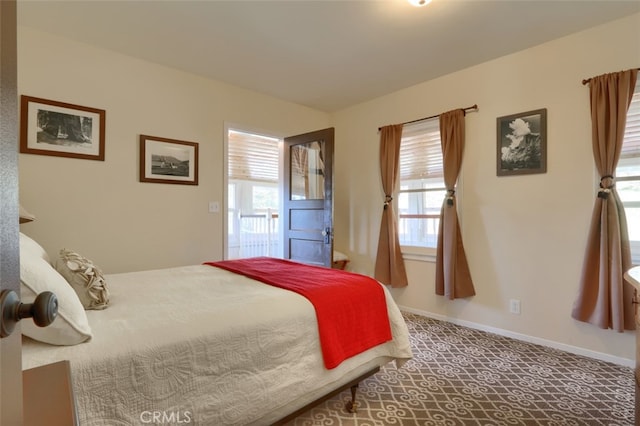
290 141 324 200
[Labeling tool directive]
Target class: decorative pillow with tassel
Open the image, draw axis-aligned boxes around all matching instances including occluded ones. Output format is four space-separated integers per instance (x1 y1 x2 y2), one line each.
55 249 110 310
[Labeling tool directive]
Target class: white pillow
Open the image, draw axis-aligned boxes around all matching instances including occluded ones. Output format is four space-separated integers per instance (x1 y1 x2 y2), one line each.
20 238 92 345
19 232 50 263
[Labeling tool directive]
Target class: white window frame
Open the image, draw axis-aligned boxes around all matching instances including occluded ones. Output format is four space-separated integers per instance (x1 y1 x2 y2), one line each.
397 118 446 262
618 78 640 265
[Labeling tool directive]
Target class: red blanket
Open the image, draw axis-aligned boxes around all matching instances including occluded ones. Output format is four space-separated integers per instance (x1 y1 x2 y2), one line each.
204 257 392 369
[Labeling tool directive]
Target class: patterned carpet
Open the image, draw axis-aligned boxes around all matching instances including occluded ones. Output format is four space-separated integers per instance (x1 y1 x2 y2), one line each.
289 312 634 426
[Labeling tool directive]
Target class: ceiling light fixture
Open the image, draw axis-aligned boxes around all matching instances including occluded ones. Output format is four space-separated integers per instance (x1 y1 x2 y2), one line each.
408 0 432 6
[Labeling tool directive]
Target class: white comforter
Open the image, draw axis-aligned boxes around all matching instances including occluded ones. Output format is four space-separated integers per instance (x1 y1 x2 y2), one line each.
22 264 412 425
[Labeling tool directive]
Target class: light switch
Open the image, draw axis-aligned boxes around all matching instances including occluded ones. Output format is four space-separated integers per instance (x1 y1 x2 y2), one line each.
208 201 220 213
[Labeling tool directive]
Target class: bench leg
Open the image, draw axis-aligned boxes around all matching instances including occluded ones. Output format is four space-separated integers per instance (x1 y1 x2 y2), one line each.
345 383 359 413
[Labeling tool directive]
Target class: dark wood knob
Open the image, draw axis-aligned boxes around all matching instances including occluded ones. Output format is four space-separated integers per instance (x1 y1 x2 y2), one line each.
19 291 58 327
1 290 58 338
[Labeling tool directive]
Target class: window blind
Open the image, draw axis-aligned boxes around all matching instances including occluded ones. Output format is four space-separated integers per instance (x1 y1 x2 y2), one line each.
400 118 442 181
228 130 280 182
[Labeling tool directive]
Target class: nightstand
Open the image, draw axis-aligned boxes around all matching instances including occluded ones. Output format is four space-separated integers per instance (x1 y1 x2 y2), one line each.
332 250 350 270
23 360 78 426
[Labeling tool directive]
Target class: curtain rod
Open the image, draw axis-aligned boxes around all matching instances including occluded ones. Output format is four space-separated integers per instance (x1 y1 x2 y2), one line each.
378 104 478 131
582 68 640 85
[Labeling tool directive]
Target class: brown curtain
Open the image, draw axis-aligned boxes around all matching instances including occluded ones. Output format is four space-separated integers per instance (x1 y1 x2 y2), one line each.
572 69 638 332
374 124 408 287
435 109 475 299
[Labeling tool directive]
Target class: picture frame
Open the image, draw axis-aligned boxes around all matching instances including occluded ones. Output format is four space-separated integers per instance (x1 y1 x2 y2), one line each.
139 135 199 185
496 108 547 176
20 95 106 161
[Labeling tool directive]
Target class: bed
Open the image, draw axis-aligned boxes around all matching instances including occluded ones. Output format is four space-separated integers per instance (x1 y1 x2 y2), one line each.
18 233 413 425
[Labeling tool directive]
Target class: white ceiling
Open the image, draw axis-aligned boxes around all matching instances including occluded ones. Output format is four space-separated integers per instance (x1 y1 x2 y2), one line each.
17 0 640 112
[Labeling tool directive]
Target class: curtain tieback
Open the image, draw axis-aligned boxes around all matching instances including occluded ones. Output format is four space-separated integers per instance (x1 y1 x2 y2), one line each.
598 175 614 199
383 195 393 210
446 190 455 206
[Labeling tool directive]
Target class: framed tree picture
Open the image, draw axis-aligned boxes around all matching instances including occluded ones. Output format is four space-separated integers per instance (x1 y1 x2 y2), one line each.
496 108 547 176
139 135 199 185
20 95 106 161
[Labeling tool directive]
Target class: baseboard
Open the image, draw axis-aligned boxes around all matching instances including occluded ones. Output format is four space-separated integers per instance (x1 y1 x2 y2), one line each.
399 306 634 368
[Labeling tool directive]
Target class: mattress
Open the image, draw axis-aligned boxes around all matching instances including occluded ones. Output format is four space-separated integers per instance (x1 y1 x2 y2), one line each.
22 264 413 425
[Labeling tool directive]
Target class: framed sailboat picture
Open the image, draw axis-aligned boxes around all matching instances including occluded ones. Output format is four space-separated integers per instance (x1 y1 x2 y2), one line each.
20 95 106 161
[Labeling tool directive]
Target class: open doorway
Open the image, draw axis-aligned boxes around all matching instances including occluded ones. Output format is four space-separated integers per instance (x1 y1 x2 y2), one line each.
225 127 283 259
224 126 336 267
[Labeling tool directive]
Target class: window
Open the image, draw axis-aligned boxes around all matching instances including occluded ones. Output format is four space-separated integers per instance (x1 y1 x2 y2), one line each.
397 118 445 249
618 78 640 265
252 186 279 210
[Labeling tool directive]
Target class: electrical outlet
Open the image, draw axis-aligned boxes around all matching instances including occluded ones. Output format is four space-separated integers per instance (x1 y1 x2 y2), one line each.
208 201 220 213
509 299 521 315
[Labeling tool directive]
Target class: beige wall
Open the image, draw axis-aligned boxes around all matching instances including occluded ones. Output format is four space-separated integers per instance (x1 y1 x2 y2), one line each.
332 13 640 365
17 27 330 273
17 13 640 366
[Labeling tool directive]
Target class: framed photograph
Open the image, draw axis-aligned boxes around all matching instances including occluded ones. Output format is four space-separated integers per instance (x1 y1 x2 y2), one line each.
497 108 547 176
140 135 199 185
20 95 105 161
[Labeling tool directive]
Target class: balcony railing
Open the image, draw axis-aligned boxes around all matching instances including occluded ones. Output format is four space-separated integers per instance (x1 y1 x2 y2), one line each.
235 210 280 258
